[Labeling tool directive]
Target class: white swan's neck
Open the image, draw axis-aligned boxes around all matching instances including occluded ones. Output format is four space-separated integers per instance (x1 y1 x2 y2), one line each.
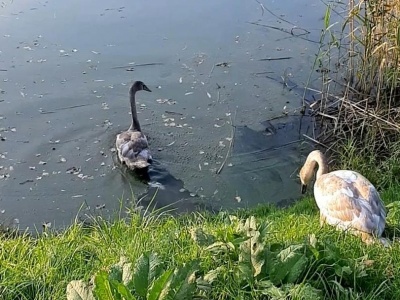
306 150 329 180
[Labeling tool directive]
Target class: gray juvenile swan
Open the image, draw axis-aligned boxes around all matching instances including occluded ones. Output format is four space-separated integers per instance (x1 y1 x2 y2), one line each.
115 81 152 170
299 150 388 246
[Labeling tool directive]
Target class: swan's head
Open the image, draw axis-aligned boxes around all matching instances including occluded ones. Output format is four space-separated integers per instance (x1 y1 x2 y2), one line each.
131 81 152 93
299 153 316 194
299 150 327 194
299 166 312 194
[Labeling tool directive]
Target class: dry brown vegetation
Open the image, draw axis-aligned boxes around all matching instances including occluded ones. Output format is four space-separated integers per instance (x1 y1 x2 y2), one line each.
307 0 400 175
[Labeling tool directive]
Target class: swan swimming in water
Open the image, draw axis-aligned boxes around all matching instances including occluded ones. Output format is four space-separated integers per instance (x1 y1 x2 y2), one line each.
115 80 152 170
299 150 388 246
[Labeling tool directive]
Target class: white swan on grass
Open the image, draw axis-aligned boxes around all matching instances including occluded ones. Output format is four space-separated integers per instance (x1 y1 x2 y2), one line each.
299 150 388 246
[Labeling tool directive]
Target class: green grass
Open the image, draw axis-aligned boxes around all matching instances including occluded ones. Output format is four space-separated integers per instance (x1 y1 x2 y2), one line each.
332 140 400 190
1 185 400 299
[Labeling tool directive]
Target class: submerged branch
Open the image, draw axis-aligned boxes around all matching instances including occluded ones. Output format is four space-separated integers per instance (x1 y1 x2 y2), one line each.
258 57 292 61
247 22 318 44
216 109 237 175
111 63 164 69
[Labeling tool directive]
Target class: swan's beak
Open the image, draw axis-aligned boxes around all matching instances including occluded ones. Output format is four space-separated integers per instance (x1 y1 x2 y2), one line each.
143 85 152 92
301 184 307 194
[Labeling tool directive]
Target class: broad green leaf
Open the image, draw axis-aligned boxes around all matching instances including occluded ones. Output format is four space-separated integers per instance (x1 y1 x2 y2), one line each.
147 269 174 300
170 262 198 300
109 280 136 300
235 262 253 284
334 264 352 277
242 245 264 277
163 261 198 299
93 271 115 300
277 244 304 262
323 243 342 262
232 236 249 247
133 253 163 298
106 280 123 300
285 255 308 284
238 228 265 278
66 280 95 300
269 245 308 285
269 260 289 284
259 280 286 299
257 221 269 242
257 280 274 289
109 265 123 283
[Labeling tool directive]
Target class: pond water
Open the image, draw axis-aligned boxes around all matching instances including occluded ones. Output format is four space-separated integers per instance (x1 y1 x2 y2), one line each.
0 0 325 230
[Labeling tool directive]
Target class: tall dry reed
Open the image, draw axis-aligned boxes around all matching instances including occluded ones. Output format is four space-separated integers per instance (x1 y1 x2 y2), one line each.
309 0 400 160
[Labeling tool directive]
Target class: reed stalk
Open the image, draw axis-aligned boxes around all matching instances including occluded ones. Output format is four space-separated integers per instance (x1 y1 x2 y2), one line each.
308 0 400 185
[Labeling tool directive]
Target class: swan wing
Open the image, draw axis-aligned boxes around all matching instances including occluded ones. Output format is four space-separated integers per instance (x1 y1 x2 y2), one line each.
314 170 386 236
116 131 152 168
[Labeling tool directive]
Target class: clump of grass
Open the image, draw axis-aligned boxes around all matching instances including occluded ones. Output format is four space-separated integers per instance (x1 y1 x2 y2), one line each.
333 139 400 188
1 193 400 299
306 0 400 182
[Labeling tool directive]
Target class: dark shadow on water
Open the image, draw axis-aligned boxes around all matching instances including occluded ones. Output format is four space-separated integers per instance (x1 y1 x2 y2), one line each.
135 160 217 214
216 114 314 208
234 114 312 155
130 114 314 213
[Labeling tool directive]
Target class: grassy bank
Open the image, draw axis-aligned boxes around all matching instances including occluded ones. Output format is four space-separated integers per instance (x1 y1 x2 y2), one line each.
1 186 400 299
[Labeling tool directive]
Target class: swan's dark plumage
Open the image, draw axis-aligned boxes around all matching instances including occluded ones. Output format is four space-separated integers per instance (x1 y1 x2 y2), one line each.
116 81 152 169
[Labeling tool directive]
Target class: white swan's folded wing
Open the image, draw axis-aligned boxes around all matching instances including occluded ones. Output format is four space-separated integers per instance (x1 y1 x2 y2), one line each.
315 171 386 235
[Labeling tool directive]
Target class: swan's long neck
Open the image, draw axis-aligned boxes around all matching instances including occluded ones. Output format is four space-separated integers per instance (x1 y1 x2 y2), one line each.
128 87 141 132
309 152 329 179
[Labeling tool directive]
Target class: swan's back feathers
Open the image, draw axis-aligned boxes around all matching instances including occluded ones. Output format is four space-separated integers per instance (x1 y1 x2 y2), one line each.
116 130 152 169
314 170 386 236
